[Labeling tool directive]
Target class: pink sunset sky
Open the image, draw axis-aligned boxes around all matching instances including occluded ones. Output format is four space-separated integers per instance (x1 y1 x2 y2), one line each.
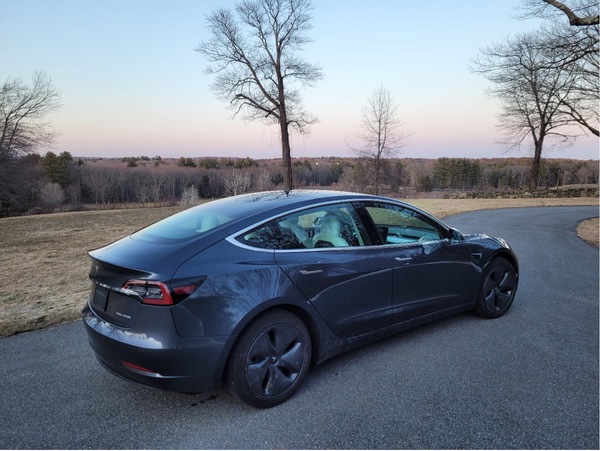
4 0 598 160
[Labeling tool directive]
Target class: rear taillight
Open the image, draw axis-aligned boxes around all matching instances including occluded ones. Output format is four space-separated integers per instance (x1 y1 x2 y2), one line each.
122 280 173 306
171 283 199 303
121 278 204 306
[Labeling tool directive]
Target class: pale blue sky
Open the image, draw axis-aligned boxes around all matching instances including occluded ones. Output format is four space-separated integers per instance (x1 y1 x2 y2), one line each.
3 0 598 160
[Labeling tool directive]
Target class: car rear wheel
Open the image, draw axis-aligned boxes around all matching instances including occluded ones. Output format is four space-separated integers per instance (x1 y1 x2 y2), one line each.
226 310 312 408
475 257 517 319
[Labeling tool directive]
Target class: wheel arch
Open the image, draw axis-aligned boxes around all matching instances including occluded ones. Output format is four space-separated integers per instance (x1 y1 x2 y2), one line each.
213 300 331 386
488 250 519 275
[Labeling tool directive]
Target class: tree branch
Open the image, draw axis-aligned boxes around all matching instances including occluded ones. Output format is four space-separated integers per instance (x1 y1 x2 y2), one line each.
542 0 599 26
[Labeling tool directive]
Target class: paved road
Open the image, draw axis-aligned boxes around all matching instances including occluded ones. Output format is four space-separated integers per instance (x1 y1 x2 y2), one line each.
1 206 598 449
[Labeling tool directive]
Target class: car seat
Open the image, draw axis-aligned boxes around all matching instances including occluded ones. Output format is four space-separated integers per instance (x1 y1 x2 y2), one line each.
312 214 349 248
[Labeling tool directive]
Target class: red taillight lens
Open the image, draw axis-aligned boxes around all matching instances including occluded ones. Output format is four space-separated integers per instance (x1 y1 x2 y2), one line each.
172 284 198 302
122 278 204 306
169 277 205 303
122 280 173 306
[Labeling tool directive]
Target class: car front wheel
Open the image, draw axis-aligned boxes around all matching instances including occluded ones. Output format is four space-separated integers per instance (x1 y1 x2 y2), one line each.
226 310 312 408
475 257 517 319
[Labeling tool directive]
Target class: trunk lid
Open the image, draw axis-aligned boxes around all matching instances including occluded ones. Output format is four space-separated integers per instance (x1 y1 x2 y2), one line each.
88 258 152 328
88 229 228 327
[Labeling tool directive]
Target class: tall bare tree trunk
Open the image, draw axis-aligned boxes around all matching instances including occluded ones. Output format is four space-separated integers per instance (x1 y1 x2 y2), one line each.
280 121 294 192
374 153 382 195
530 139 544 190
278 69 293 192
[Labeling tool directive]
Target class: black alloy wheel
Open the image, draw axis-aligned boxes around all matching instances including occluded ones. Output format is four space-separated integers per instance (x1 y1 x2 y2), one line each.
475 257 517 319
226 310 312 408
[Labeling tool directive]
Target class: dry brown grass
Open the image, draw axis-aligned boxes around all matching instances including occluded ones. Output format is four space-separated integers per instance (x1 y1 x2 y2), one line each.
0 206 185 337
0 197 597 337
577 218 599 247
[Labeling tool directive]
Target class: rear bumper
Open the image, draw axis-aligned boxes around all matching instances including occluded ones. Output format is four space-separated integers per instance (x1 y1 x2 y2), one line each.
82 302 232 393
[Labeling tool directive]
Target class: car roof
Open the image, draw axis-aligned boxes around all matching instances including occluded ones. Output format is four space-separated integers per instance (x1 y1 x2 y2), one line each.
211 189 389 220
209 189 449 232
225 188 376 207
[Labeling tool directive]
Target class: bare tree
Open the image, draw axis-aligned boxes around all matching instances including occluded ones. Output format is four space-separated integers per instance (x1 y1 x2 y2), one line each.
181 185 200 205
472 32 582 189
518 0 599 136
348 86 409 195
556 24 600 136
80 166 110 205
39 182 65 211
223 170 252 196
519 0 598 26
196 0 323 192
256 168 274 191
148 172 166 203
0 72 61 160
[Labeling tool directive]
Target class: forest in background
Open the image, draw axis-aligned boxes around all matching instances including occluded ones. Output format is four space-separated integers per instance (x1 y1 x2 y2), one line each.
1 152 597 217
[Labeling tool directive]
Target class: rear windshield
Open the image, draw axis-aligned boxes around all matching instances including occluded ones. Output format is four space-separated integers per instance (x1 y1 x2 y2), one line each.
131 197 259 243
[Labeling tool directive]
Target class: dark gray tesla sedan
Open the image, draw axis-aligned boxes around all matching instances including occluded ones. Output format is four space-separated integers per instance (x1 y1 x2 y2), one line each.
82 190 518 407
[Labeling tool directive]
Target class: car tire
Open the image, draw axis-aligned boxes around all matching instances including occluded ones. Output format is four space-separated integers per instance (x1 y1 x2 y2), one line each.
475 257 517 319
226 310 312 408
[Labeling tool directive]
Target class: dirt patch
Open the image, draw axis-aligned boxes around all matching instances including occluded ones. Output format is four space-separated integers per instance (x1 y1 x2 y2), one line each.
577 218 599 248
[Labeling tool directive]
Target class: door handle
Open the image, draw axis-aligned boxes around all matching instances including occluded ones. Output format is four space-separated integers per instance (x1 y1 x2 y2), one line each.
394 257 411 262
300 269 323 275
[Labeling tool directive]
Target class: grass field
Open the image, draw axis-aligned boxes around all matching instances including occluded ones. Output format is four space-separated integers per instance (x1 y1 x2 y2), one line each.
0 197 597 337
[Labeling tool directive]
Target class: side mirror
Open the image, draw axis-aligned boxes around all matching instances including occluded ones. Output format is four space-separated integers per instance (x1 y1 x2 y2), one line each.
448 228 464 242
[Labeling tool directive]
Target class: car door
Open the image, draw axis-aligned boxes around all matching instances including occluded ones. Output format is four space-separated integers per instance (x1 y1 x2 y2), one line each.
358 201 479 323
271 203 394 339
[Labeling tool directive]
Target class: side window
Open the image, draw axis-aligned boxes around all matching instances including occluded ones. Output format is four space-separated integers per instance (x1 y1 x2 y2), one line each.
278 203 367 249
238 221 282 249
237 203 369 250
364 203 442 244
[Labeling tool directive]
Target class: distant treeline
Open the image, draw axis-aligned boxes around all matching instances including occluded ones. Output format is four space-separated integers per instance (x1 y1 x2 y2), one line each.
1 152 598 217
